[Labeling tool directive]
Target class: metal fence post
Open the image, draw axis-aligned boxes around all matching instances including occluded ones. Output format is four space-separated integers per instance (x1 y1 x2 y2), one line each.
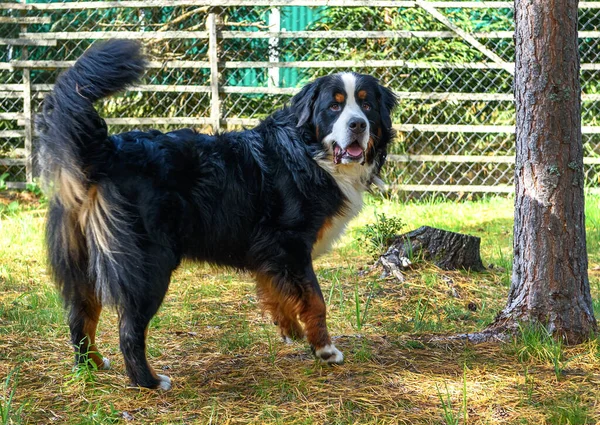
21 22 33 184
208 11 221 132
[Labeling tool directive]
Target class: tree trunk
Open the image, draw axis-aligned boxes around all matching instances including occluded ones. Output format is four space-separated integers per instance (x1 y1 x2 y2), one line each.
492 0 597 343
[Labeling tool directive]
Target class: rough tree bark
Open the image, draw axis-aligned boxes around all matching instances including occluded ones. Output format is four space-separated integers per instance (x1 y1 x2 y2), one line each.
380 226 485 273
491 0 597 343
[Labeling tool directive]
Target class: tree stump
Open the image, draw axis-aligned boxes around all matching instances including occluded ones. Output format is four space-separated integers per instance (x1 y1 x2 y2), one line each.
380 226 485 275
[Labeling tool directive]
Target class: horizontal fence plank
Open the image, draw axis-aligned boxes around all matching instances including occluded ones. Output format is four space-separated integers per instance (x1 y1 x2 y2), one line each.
389 155 600 164
20 30 459 40
24 118 598 135
394 184 514 193
18 30 600 41
21 31 209 40
396 92 513 101
5 182 27 189
393 184 600 194
0 59 507 69
25 84 298 95
0 1 518 11
396 124 514 133
105 117 213 125
396 124 600 134
23 86 600 101
0 38 57 46
8 1 597 10
389 155 514 163
19 29 600 41
105 117 260 126
0 84 23 91
0 91 24 98
0 17 51 24
12 59 600 72
12 85 600 101
0 130 24 138
0 113 23 120
0 158 26 166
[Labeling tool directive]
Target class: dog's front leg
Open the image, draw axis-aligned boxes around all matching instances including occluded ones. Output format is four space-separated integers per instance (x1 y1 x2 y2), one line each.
256 264 343 364
298 284 344 364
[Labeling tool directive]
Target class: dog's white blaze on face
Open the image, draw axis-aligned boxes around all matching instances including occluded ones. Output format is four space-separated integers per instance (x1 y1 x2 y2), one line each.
323 72 370 163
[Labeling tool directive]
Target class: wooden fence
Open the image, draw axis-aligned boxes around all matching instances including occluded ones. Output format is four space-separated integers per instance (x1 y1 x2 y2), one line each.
2 1 600 195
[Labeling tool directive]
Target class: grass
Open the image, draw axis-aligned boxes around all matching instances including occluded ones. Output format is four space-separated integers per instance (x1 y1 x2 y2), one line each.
1 192 600 424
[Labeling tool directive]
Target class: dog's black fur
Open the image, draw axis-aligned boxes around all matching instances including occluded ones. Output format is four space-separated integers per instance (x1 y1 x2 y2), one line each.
38 40 397 389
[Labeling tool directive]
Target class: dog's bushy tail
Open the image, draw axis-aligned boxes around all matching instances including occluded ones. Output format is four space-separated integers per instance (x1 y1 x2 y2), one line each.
38 40 146 307
37 39 146 196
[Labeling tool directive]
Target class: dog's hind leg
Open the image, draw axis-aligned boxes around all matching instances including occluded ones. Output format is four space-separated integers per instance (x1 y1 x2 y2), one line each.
119 309 171 390
117 249 176 390
69 289 110 370
46 201 109 370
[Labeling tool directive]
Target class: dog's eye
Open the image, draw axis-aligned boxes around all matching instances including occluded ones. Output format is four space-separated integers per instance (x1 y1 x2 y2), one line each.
362 102 371 111
330 103 341 112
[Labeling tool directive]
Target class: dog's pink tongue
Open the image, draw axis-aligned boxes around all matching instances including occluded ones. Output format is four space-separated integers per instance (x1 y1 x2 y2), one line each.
346 143 363 157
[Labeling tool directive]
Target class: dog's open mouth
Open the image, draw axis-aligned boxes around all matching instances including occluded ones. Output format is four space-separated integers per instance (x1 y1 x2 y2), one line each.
333 142 364 164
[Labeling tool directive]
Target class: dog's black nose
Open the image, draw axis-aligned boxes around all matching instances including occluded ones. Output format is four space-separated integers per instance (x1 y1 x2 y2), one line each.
348 118 367 134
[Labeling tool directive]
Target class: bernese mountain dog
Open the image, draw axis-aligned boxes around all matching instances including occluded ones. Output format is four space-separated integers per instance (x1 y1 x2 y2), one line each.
37 40 397 390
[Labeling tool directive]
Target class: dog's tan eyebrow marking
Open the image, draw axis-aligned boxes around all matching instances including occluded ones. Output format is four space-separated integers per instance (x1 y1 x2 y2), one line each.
357 90 368 100
334 93 345 103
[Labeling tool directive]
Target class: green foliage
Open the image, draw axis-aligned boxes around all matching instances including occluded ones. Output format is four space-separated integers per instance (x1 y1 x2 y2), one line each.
511 323 571 380
353 281 376 331
78 403 121 425
0 201 20 218
436 365 469 425
0 173 8 191
0 369 24 425
65 338 102 387
357 212 404 258
547 397 593 425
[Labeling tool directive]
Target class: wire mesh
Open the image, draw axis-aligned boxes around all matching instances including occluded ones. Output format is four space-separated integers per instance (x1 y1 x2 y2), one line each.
0 2 599 197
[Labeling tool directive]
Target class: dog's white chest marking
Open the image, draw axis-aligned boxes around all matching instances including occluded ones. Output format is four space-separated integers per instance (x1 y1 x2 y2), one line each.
312 161 370 258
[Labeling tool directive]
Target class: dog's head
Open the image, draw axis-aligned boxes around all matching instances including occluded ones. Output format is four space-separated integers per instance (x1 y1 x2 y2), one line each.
291 72 397 174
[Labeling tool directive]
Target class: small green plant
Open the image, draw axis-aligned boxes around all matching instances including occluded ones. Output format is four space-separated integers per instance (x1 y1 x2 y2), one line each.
353 281 375 331
262 325 277 364
0 201 20 219
25 181 43 197
436 365 468 425
436 381 459 425
65 338 101 387
352 338 373 362
547 396 591 425
0 173 9 191
219 319 254 354
520 367 536 406
512 323 567 380
413 298 434 332
0 368 24 425
357 212 404 258
79 403 121 425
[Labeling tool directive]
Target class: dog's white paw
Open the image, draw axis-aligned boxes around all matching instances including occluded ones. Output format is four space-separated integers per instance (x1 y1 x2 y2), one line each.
315 344 344 365
157 374 172 391
100 357 111 370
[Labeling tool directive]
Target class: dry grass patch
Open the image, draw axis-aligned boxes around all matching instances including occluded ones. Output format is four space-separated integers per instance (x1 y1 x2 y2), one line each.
1 194 599 424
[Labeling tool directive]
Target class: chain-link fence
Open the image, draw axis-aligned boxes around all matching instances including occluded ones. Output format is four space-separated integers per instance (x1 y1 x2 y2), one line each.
2 1 600 197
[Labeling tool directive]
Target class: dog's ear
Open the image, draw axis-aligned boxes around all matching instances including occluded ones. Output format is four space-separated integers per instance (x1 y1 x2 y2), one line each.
291 79 321 127
378 84 398 131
